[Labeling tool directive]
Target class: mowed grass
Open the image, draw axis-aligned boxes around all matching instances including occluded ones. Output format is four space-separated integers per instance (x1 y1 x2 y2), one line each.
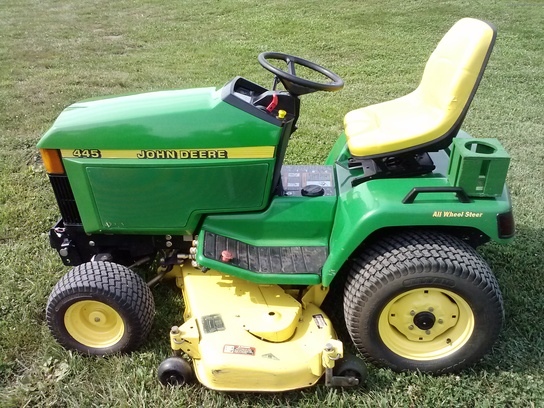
1 0 543 406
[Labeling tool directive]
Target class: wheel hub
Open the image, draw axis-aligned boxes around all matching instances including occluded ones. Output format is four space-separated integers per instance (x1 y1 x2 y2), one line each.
378 287 474 361
89 311 107 325
64 300 125 348
386 289 460 341
378 287 476 361
413 311 436 330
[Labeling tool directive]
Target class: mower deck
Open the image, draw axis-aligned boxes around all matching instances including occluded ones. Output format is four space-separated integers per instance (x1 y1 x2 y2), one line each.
168 265 340 392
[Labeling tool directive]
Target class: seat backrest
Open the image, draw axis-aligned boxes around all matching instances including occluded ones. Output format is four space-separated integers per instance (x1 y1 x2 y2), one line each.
417 18 496 148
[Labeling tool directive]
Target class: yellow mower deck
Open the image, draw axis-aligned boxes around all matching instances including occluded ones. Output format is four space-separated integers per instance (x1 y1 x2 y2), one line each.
168 265 341 392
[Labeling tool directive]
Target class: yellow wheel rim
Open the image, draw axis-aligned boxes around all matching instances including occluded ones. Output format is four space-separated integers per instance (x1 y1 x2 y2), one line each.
378 288 474 360
64 300 125 348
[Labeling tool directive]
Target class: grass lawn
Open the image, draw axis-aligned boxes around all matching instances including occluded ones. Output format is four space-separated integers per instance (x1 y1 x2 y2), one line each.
1 0 543 406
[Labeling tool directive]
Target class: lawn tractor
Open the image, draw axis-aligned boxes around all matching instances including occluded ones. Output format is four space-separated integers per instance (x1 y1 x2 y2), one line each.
38 18 514 392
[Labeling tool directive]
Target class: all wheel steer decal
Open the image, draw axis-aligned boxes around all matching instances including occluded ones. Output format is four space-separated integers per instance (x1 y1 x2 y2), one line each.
432 211 484 218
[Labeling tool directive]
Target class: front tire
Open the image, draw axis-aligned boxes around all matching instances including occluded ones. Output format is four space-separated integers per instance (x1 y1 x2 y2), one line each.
46 261 155 355
344 230 504 374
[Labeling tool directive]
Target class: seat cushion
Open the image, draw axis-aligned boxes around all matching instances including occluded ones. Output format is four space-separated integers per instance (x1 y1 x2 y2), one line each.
344 90 448 158
344 18 496 159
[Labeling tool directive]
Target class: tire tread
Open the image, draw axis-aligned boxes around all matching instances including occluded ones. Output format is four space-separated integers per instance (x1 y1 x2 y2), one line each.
344 230 503 374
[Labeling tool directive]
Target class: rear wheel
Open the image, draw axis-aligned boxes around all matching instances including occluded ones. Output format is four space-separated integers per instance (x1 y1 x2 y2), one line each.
344 230 504 374
46 261 155 355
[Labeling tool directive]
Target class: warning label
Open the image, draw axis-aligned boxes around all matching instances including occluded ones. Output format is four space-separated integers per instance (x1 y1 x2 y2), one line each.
313 314 327 329
223 345 256 356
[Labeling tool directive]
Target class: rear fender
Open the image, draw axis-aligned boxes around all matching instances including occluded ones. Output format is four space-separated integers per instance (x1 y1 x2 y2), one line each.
321 177 513 286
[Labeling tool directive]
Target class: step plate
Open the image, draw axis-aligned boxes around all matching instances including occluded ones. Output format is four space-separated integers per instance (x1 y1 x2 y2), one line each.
203 232 327 275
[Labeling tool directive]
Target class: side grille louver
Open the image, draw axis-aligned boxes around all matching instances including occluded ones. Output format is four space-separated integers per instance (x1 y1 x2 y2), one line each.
49 175 82 225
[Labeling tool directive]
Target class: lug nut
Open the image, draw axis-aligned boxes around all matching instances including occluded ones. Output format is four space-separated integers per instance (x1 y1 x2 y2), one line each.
408 325 414 330
410 310 415 316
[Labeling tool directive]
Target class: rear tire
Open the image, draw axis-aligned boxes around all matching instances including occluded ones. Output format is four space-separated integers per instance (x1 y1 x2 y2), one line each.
344 230 504 374
46 261 155 355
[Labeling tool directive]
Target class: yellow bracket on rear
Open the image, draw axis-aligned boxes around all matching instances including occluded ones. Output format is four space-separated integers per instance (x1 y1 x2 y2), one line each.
170 319 201 359
302 284 330 308
322 339 343 369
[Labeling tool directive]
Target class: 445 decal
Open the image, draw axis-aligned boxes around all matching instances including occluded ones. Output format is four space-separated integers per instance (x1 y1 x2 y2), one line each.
71 149 102 158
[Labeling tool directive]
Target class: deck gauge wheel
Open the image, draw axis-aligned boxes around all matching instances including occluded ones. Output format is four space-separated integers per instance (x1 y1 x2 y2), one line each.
158 357 193 386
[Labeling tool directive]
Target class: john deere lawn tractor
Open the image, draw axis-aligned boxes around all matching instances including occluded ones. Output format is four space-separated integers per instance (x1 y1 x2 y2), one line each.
38 18 514 391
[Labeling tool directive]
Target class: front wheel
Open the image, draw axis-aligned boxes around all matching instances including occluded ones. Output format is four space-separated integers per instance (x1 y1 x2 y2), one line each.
344 230 504 374
46 261 155 355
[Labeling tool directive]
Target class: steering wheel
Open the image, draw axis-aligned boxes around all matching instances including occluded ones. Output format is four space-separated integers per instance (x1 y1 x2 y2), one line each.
258 52 344 96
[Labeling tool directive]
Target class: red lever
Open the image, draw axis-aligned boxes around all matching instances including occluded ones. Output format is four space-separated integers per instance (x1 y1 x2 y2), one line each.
266 94 278 113
221 250 234 262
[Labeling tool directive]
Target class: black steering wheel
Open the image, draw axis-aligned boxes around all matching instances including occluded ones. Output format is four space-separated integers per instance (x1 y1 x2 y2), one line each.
258 52 344 96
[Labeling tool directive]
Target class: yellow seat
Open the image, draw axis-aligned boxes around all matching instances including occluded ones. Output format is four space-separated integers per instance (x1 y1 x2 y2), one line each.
344 18 496 159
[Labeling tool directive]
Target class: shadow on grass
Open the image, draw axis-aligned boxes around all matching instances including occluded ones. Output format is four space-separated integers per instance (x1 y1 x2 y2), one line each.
143 279 186 357
481 224 544 374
